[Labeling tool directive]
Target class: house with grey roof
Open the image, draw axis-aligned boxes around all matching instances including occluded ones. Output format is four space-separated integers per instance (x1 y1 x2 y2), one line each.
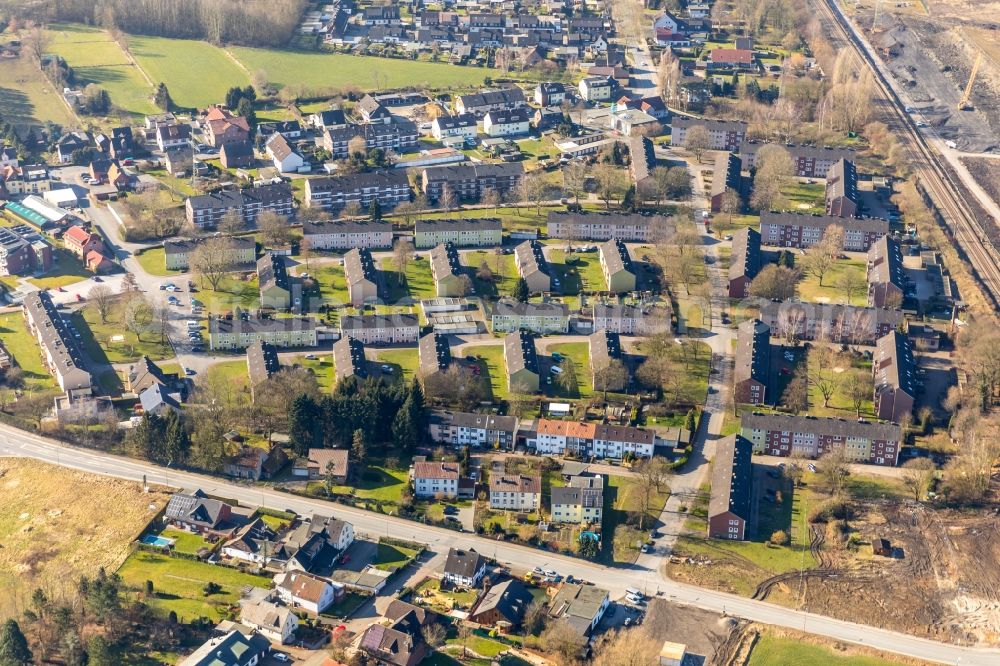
504 330 539 393
491 299 569 334
257 252 291 309
418 331 452 381
733 319 769 405
442 547 487 588
548 583 610 636
728 227 761 298
246 340 280 398
599 238 636 293
513 240 551 293
164 489 236 536
428 410 519 449
178 629 270 666
429 242 466 297
873 330 916 423
333 336 369 382
826 158 859 218
867 236 906 309
469 579 534 628
740 412 902 466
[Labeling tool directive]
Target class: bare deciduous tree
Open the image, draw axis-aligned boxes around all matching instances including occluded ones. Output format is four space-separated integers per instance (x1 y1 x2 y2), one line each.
190 236 237 291
89 285 116 324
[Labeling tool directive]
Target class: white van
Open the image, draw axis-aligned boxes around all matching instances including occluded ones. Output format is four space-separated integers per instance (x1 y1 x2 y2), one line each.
625 588 643 600
625 593 644 605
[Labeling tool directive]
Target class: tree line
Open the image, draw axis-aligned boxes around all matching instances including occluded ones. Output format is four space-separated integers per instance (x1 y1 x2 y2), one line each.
36 0 306 47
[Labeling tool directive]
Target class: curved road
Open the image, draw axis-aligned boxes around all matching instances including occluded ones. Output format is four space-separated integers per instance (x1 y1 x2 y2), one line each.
1 426 998 664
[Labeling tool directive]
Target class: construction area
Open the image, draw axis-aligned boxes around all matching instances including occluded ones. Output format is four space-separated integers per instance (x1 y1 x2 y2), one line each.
850 0 1000 153
0 458 171 619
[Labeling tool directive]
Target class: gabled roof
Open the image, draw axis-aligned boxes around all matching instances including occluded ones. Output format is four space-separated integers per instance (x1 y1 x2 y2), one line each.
709 435 753 521
444 547 484 578
413 461 460 480
470 579 533 624
165 490 229 529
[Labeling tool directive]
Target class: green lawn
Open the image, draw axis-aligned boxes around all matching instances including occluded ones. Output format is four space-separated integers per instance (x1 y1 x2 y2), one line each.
445 635 510 659
547 342 592 399
160 528 213 556
462 250 517 297
130 35 249 109
205 360 249 388
311 464 410 505
797 259 868 307
373 348 420 384
381 256 438 301
549 250 607 294
373 542 421 571
606 473 670 564
134 247 178 277
191 274 260 314
749 631 911 666
0 313 59 391
27 249 92 289
288 354 336 392
46 23 157 118
458 344 506 400
0 54 79 130
806 348 875 418
117 550 271 621
636 340 712 408
307 264 350 306
778 181 827 215
75 298 173 364
230 47 499 92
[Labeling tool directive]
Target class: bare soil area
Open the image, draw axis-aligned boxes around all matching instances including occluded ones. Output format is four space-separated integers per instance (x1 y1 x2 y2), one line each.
668 483 1000 645
642 598 743 665
0 458 171 619
960 157 1000 209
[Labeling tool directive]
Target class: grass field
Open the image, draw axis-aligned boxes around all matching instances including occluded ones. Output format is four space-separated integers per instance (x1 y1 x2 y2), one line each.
797 258 868 307
0 313 59 392
117 550 271 621
459 344 506 400
308 264 351 305
230 47 498 92
547 341 593 399
27 249 92 289
806 348 875 418
748 631 911 666
309 464 410 505
373 542 421 571
778 181 827 215
0 458 171 620
159 527 213 556
607 473 670 563
46 23 158 118
192 274 260 314
288 353 336 392
205 360 250 389
381 256 438 302
131 35 249 109
373 348 420 383
549 249 607 294
75 298 173 364
462 250 518 297
0 55 79 129
134 247 178 277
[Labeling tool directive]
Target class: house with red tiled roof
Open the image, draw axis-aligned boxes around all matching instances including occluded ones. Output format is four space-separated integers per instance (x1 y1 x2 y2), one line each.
707 49 756 71
205 106 251 147
63 225 105 259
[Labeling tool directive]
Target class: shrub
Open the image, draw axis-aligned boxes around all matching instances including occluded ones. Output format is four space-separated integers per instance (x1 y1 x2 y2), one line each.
808 499 853 523
769 530 790 546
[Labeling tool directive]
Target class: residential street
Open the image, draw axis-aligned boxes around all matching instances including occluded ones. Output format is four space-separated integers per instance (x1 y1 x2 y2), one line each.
2 425 998 665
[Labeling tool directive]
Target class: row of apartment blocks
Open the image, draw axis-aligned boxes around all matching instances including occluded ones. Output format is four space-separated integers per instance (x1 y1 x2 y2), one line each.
427 409 685 460
740 412 903 466
185 183 294 228
22 291 93 394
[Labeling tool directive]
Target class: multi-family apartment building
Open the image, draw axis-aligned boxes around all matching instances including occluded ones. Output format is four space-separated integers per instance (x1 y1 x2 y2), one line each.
208 316 318 350
339 314 420 345
740 413 903 466
825 158 859 218
728 227 761 298
428 411 519 449
22 291 92 393
429 242 466 297
344 248 381 307
710 152 746 213
332 335 369 382
163 237 256 270
489 474 541 511
305 171 411 213
734 319 770 405
740 142 857 178
421 162 523 203
257 253 291 310
302 218 393 250
413 461 460 498
323 121 419 157
0 225 52 275
431 113 478 142
589 329 625 392
759 211 888 251
545 211 665 242
670 118 748 151
504 330 540 393
455 88 527 116
867 236 906 309
513 240 551 293
418 331 452 381
551 475 604 524
246 340 280 397
414 218 502 249
598 238 636 293
592 303 672 335
491 299 569 334
0 163 51 195
873 330 917 423
578 76 614 101
708 434 752 540
532 420 657 459
185 183 293 228
759 300 903 345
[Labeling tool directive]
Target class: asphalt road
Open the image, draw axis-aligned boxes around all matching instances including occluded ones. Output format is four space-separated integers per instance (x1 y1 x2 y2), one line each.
2 426 998 665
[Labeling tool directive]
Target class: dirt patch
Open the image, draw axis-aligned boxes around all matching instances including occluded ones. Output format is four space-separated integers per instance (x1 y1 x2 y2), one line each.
640 598 742 664
960 157 1000 209
0 458 171 619
668 493 1000 646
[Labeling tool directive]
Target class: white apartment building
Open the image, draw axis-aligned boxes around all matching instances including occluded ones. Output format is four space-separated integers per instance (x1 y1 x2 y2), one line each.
413 461 461 498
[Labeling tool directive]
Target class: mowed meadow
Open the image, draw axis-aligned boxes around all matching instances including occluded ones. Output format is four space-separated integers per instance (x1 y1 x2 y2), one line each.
43 22 499 118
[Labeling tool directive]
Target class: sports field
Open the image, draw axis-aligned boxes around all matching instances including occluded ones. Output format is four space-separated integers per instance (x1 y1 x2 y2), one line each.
229 47 498 91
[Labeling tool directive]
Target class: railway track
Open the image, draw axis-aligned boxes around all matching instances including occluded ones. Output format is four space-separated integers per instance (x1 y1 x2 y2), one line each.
818 0 1000 311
